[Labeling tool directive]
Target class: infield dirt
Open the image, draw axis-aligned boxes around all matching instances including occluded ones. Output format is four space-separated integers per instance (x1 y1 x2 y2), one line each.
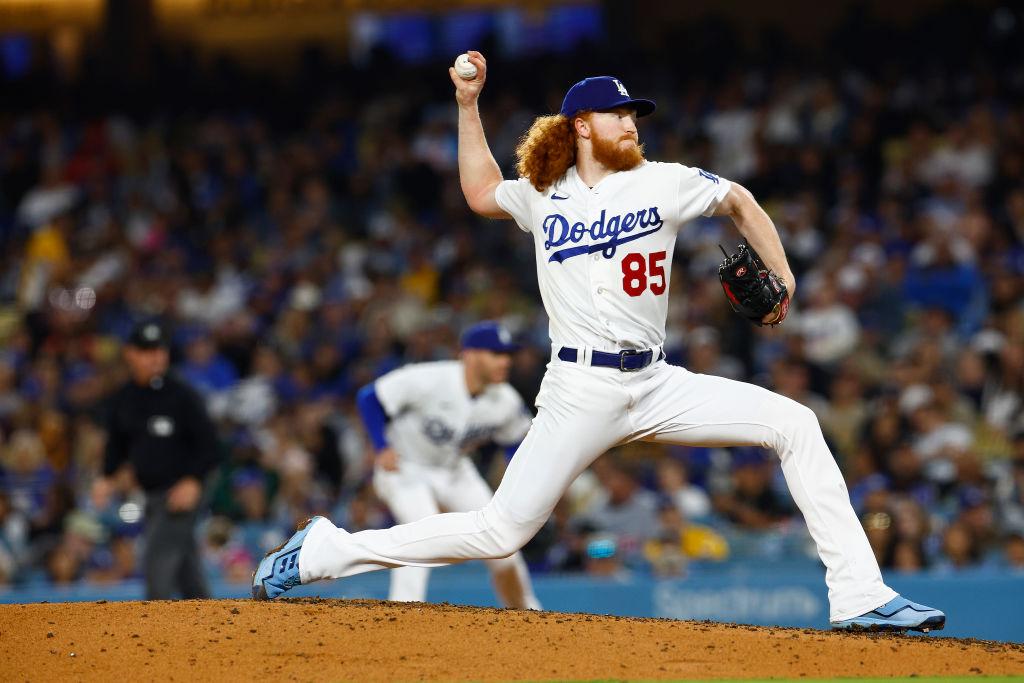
2 598 1023 682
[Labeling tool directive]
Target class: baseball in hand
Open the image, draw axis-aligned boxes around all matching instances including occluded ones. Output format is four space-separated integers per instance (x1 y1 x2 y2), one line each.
454 53 478 80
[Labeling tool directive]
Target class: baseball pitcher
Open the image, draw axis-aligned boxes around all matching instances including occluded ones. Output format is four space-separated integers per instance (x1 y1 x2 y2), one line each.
254 52 945 632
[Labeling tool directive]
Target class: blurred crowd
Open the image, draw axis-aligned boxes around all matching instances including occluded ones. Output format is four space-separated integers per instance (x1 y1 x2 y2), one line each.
1 5 1024 590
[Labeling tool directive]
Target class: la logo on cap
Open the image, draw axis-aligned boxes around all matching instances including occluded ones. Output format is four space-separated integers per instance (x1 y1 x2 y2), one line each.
142 324 160 341
612 78 628 96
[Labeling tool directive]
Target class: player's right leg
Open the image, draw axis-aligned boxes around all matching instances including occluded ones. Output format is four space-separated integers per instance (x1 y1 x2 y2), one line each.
373 466 441 602
253 362 631 599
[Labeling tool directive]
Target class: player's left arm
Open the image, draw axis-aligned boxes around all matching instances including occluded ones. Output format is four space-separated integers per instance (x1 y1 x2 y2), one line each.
712 183 796 301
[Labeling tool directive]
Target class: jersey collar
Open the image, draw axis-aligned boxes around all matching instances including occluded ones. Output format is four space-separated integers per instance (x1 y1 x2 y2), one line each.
568 161 647 196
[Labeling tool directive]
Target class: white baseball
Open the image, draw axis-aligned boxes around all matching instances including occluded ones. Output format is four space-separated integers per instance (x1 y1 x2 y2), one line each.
454 53 477 80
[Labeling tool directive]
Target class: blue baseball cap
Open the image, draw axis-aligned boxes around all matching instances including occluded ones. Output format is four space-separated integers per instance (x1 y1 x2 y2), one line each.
460 321 519 354
560 76 656 119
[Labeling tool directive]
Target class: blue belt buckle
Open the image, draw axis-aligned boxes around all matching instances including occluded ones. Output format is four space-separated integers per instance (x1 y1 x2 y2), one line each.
618 349 644 372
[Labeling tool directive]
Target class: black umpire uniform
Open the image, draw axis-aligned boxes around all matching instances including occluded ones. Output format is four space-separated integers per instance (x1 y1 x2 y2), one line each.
103 322 221 599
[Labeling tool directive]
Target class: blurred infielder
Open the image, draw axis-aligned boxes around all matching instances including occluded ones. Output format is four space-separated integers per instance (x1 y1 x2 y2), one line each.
354 321 540 609
255 51 945 632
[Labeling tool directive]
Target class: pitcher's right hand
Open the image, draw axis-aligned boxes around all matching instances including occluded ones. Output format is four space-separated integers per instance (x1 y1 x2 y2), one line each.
450 51 487 108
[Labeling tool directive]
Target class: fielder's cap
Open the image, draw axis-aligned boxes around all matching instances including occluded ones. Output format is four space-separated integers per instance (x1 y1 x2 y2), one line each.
460 321 519 354
560 76 656 119
127 320 169 349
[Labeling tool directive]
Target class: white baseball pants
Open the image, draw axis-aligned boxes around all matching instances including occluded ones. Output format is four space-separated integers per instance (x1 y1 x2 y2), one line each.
301 358 896 621
373 458 540 609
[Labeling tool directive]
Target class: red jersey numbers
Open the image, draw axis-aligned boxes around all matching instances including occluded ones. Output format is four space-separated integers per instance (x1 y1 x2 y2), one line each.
620 251 667 297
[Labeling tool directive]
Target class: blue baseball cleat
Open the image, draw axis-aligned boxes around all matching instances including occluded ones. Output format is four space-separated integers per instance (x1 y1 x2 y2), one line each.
252 516 325 600
831 595 946 632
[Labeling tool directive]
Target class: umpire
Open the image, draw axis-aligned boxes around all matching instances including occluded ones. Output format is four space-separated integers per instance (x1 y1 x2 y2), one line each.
92 321 221 599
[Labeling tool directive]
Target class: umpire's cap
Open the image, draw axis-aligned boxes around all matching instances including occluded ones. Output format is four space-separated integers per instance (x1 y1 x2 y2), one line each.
460 321 520 354
560 76 656 119
127 320 169 349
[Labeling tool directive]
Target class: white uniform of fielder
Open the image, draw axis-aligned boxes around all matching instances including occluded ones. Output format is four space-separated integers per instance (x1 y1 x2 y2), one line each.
370 358 540 608
255 55 944 632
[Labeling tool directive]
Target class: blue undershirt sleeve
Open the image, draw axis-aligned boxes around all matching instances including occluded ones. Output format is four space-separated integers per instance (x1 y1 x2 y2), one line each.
356 383 390 451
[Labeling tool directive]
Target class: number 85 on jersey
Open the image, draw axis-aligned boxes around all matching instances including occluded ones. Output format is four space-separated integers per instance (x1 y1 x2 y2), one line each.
621 250 666 297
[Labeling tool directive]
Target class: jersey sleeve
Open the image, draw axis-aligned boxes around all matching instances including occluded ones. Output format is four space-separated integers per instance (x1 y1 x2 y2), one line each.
494 178 535 233
492 388 533 446
677 165 732 223
374 365 433 417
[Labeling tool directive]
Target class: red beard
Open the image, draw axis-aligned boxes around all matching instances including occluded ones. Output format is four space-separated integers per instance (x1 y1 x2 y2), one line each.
591 132 645 171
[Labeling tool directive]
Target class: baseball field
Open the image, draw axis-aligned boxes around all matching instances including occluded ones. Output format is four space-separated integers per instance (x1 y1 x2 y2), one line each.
2 599 1022 682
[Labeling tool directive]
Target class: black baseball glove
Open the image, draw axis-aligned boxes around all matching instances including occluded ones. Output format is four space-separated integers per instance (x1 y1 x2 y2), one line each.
718 243 790 326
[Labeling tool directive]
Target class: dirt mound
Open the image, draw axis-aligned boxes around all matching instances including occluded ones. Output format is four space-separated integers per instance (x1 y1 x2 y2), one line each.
2 598 1023 681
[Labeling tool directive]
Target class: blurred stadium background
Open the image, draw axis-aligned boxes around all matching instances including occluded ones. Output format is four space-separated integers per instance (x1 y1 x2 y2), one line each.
1 0 1023 641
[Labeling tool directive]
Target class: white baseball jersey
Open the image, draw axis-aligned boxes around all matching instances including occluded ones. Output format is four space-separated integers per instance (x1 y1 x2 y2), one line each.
495 162 731 351
374 360 532 468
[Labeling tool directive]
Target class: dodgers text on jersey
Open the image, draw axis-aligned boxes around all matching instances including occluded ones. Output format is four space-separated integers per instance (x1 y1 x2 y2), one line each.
543 206 664 263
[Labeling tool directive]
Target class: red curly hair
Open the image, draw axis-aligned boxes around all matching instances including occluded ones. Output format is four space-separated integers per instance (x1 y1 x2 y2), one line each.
515 114 578 193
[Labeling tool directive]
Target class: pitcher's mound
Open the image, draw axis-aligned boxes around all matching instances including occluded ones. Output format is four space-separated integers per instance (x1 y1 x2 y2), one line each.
2 598 1023 681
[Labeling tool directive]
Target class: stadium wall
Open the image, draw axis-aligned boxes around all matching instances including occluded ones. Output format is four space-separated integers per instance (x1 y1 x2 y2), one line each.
3 566 1020 642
